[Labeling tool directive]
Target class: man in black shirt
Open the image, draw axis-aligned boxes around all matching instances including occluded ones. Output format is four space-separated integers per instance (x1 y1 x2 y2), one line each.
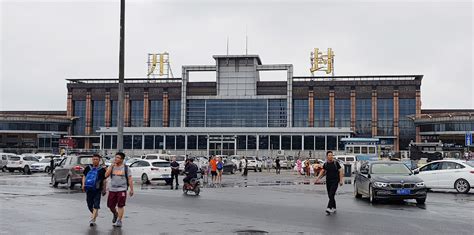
316 151 343 214
170 156 180 190
82 154 107 226
183 158 198 184
275 157 281 174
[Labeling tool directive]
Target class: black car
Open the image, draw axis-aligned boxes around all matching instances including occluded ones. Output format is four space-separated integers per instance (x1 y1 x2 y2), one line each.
354 161 427 204
222 159 237 174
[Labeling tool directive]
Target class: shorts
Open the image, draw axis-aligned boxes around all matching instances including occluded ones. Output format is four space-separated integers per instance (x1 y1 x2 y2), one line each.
211 171 217 176
107 191 127 208
86 190 102 211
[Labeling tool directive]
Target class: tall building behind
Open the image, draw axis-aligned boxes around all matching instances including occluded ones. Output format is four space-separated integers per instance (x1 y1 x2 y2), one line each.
66 54 422 157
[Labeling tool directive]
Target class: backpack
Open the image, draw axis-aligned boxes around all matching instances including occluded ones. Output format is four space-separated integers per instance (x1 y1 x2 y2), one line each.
85 166 100 191
217 162 223 170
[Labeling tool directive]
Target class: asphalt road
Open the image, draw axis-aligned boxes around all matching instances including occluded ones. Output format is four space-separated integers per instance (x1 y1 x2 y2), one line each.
0 170 473 235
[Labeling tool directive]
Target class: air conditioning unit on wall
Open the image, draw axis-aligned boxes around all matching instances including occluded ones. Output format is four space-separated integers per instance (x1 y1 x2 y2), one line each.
276 150 284 156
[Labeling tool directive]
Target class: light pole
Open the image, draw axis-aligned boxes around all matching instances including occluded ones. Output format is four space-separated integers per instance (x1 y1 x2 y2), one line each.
117 0 125 152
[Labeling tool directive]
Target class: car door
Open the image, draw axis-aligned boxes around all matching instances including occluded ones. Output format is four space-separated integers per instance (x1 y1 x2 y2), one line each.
438 162 465 188
417 162 442 188
357 164 371 195
129 161 142 180
55 157 69 182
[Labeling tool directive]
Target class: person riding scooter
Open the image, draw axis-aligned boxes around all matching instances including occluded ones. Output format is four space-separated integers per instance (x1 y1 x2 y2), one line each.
183 158 199 188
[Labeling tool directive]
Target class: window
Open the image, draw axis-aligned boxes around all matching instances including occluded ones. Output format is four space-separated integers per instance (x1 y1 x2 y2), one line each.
377 98 394 136
144 136 154 149
130 100 144 127
166 135 175 150
291 136 302 150
399 99 416 150
111 100 118 127
327 136 337 151
206 99 267 127
281 136 291 150
314 99 330 127
356 99 371 137
92 100 105 133
176 135 185 150
152 162 171 167
304 136 314 150
133 135 142 150
268 99 287 127
155 135 164 149
73 101 86 135
124 135 132 149
270 135 280 150
186 100 205 127
150 100 163 127
247 135 257 150
198 135 207 150
293 99 308 127
104 135 112 149
259 135 269 150
169 100 181 127
237 135 246 150
420 162 441 171
335 99 351 127
441 162 464 170
187 135 197 150
315 136 325 150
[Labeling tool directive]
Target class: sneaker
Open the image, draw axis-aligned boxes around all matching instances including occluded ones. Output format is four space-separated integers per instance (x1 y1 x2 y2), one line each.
325 208 332 214
115 220 122 227
331 208 337 213
112 212 118 224
89 219 96 227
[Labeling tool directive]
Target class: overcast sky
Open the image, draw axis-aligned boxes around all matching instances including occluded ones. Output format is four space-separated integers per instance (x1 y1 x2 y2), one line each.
1 0 472 111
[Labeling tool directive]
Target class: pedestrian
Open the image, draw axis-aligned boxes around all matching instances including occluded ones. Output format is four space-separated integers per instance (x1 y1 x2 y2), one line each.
105 152 134 227
82 154 107 226
216 157 224 185
266 157 272 172
316 151 343 215
170 156 180 190
209 155 217 186
296 158 302 175
49 157 55 174
275 157 281 174
305 160 311 177
242 156 248 176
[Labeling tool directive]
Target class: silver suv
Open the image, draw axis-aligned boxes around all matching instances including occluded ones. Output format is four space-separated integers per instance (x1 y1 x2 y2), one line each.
6 154 39 174
52 155 104 189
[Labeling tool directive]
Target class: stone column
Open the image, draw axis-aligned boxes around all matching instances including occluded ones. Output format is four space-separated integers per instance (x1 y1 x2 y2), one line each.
393 89 400 152
163 92 169 127
329 89 335 127
308 90 314 127
371 89 378 137
143 91 150 127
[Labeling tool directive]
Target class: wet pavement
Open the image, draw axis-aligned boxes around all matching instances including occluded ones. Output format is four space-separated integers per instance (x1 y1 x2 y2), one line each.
0 170 473 234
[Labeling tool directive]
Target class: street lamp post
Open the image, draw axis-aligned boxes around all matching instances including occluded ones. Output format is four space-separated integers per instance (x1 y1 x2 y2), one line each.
117 0 125 151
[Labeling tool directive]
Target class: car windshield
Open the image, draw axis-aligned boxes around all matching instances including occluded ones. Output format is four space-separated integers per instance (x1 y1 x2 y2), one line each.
176 156 185 161
371 163 411 174
146 156 158 160
79 157 104 165
247 157 256 160
465 161 474 167
40 159 51 163
10 156 20 161
152 162 170 167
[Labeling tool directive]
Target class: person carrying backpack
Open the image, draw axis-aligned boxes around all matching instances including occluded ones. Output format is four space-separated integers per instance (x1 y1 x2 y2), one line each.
82 154 107 227
315 151 344 215
105 152 134 227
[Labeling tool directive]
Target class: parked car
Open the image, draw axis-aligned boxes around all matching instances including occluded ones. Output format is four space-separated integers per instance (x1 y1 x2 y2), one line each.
6 155 39 174
129 159 172 185
31 158 53 173
274 156 293 169
0 153 17 172
354 161 427 204
246 156 263 172
51 155 105 189
414 159 474 193
228 155 242 170
222 159 238 174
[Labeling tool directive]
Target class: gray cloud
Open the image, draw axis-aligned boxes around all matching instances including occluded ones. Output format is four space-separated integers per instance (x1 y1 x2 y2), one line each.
1 0 472 110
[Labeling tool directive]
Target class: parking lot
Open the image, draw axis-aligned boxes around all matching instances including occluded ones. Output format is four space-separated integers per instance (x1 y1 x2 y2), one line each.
0 169 473 234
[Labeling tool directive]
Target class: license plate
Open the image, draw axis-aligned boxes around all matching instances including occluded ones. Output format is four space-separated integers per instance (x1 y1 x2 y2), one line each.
397 189 411 195
162 174 170 178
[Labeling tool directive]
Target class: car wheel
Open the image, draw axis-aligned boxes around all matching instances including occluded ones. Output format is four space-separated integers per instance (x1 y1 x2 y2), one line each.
141 174 150 185
1 166 6 172
67 176 75 189
231 167 235 174
51 175 59 188
254 168 257 172
195 186 200 196
416 198 426 204
45 167 50 173
354 183 362 198
8 169 14 173
454 179 470 194
23 166 31 175
259 167 262 172
369 185 377 203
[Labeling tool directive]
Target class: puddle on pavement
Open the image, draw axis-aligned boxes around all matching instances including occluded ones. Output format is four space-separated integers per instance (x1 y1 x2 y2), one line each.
234 229 268 235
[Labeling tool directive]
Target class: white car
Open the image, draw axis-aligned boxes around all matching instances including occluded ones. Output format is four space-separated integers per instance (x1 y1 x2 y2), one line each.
245 156 263 172
414 159 474 193
6 155 39 174
31 158 53 172
228 155 242 170
129 159 172 185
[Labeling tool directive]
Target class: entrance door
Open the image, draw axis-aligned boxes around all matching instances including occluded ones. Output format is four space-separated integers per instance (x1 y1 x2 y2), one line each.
208 135 236 156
